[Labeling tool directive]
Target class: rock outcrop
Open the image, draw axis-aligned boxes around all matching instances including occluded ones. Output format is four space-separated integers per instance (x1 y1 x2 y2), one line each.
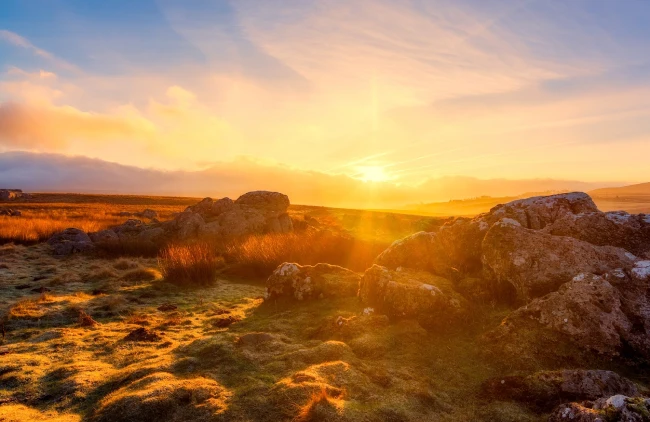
0 189 26 201
359 265 467 330
482 369 639 411
481 221 637 302
45 191 296 255
0 208 21 217
47 228 95 256
492 268 650 358
266 262 361 301
549 395 650 422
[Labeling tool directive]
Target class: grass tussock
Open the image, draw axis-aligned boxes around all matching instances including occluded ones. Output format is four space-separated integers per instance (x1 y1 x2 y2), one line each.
158 242 225 286
223 231 388 275
121 267 160 282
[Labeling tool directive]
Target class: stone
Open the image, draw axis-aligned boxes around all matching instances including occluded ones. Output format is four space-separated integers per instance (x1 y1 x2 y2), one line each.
47 228 95 256
136 209 158 219
0 208 21 217
174 212 205 239
88 229 119 244
266 262 361 301
482 369 639 411
235 191 290 215
549 395 650 422
359 265 467 330
544 210 650 256
481 221 636 302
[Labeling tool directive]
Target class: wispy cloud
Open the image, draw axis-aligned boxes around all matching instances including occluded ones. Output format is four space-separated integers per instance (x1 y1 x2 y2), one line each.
0 30 80 73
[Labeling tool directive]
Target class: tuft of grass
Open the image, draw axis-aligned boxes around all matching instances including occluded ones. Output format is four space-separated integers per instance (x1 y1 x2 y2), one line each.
158 242 225 286
223 231 387 276
121 267 160 282
113 258 139 270
295 387 343 422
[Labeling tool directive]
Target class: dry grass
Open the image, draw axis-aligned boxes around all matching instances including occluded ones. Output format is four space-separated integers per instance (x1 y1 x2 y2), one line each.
158 242 225 286
223 231 388 275
0 193 196 243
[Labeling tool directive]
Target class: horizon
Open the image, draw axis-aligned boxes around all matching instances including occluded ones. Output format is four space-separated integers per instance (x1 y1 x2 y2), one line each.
2 0 650 208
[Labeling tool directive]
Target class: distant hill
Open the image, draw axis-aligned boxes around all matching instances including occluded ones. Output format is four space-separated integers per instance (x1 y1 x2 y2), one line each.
589 182 650 213
401 191 568 217
589 182 650 197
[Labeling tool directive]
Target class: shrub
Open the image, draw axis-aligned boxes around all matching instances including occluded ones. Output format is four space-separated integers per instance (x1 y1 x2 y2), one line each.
158 242 225 286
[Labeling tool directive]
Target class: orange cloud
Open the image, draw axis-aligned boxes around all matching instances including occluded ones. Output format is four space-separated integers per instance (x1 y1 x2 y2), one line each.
0 102 155 149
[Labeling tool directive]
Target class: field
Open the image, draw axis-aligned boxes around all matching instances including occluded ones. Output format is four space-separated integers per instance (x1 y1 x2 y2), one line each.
0 193 647 422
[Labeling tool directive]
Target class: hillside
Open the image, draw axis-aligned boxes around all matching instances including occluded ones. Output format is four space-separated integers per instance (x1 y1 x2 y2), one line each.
589 182 650 213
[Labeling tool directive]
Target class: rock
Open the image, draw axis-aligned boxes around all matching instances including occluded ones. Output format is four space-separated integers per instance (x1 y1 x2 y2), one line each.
374 231 440 272
0 189 23 201
482 369 639 411
549 395 650 422
235 191 290 215
213 207 266 237
0 208 21 217
157 303 177 312
173 212 205 239
47 228 95 256
359 265 467 330
487 192 598 230
88 229 119 244
545 210 650 256
490 269 650 358
266 262 361 301
122 327 162 342
212 315 241 328
481 220 636 302
137 227 165 242
136 209 158 219
112 219 148 239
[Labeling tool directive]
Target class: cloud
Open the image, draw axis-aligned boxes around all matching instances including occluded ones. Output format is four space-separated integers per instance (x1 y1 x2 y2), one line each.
0 30 79 73
0 102 156 149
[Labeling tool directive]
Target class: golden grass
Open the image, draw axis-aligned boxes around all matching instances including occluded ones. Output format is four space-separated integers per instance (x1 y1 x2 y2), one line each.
0 193 194 243
223 231 388 275
158 242 225 286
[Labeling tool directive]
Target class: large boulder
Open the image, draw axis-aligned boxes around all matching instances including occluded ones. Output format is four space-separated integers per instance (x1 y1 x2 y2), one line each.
235 191 290 215
0 189 23 201
373 192 605 280
266 262 361 301
549 395 650 422
112 219 148 239
490 268 650 359
173 212 205 239
47 228 95 255
482 369 639 411
359 265 467 330
545 210 650 257
487 192 598 230
481 220 636 302
88 229 119 244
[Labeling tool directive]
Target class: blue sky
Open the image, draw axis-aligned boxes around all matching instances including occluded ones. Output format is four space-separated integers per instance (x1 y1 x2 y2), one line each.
1 0 650 192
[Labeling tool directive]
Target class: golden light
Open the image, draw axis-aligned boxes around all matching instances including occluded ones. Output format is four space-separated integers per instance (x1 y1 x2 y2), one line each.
356 166 390 182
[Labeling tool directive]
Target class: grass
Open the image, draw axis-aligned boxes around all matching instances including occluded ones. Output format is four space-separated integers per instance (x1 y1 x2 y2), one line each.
158 242 225 286
0 193 196 244
223 231 388 275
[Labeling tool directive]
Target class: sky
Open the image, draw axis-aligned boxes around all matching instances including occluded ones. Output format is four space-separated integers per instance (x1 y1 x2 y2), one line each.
1 0 649 206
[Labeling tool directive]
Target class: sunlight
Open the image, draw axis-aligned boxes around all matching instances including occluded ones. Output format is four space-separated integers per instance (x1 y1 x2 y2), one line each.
356 165 390 182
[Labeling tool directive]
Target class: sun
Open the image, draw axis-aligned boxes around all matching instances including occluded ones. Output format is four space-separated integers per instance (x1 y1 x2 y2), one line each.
356 166 390 182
